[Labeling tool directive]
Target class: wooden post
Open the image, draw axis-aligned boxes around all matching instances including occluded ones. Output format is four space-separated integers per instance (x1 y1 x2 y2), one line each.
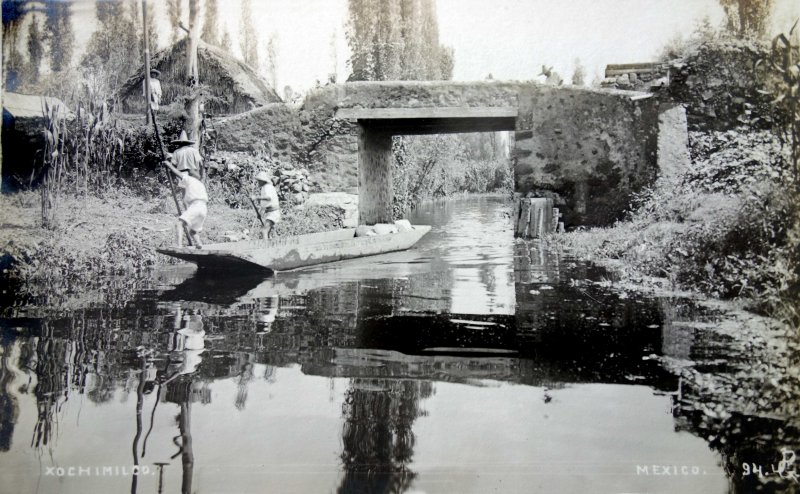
143 0 192 246
185 0 201 151
515 199 531 237
515 197 555 238
574 180 588 218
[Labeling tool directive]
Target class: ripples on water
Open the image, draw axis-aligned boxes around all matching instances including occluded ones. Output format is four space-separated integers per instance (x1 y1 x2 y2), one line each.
0 196 778 493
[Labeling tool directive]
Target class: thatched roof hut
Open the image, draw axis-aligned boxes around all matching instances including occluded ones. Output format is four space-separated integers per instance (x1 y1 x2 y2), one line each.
118 39 281 115
2 93 74 191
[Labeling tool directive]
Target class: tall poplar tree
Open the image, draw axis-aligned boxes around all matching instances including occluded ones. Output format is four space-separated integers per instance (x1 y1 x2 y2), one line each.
571 58 585 86
220 28 232 53
373 0 403 80
346 0 454 82
44 0 74 72
718 0 773 37
201 0 220 46
26 15 44 84
263 33 278 89
81 0 139 96
239 0 259 69
167 0 183 44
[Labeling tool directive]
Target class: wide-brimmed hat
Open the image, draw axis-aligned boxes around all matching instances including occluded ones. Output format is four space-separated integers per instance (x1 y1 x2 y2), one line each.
254 170 271 183
171 130 195 146
149 68 161 77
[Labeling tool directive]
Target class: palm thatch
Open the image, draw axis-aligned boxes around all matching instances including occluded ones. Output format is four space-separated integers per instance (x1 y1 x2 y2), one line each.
118 39 281 115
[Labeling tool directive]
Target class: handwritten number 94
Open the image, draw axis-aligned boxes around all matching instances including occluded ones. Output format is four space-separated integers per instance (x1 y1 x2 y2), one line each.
742 449 798 482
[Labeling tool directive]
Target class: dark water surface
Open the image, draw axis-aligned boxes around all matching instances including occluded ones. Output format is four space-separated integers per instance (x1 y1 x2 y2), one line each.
1 197 740 493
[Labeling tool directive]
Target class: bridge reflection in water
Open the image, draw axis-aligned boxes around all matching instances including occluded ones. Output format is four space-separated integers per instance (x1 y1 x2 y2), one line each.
0 197 729 493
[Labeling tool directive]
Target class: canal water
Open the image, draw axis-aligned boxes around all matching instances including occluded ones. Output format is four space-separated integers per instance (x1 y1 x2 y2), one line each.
0 196 746 493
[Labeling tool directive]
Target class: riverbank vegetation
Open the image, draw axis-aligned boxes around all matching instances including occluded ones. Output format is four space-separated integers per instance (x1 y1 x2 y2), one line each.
558 28 799 328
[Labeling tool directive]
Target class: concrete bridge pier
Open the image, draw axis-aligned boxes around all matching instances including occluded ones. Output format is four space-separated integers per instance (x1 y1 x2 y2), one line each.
358 125 393 225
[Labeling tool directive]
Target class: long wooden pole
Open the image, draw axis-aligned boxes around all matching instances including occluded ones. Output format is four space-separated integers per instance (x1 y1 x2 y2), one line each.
142 0 192 246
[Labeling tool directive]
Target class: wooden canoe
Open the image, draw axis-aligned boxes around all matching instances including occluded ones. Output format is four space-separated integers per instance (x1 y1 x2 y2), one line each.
157 225 432 273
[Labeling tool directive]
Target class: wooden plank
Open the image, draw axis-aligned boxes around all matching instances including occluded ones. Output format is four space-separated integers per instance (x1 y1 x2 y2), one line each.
605 68 659 76
336 106 518 120
605 63 658 71
528 198 544 238
527 203 536 238
552 207 559 231
515 199 531 237
542 199 552 235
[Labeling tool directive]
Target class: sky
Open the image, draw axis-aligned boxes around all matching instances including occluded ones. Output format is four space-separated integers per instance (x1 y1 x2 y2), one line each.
61 0 800 94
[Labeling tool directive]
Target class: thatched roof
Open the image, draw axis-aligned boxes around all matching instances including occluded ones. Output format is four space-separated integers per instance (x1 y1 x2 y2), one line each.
118 39 281 115
3 92 73 121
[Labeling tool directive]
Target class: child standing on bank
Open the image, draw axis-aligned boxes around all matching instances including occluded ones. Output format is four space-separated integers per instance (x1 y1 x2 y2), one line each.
252 170 280 239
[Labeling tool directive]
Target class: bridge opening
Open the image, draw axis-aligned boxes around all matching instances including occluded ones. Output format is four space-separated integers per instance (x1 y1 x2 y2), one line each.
336 106 518 224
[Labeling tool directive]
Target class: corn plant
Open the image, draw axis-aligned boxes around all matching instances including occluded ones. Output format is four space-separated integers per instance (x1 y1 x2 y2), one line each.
764 21 800 326
767 21 799 186
40 100 69 229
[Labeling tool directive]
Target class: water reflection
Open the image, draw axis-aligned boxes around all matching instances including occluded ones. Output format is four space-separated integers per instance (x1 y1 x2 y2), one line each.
2 196 790 492
337 379 432 494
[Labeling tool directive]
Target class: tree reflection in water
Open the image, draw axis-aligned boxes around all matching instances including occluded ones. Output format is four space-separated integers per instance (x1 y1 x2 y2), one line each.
0 334 20 452
337 378 434 494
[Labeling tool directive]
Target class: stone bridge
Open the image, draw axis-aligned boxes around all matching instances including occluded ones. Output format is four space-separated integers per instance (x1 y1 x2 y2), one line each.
220 81 689 226
316 81 688 226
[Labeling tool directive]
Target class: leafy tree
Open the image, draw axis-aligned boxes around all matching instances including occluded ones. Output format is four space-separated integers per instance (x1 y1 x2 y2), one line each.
263 33 278 89
417 0 442 79
201 0 220 46
719 0 773 37
440 45 454 79
346 0 454 81
44 0 74 72
239 0 258 69
399 0 421 78
26 15 44 83
220 28 232 53
2 0 37 89
571 57 585 86
346 0 379 80
328 29 338 83
373 0 403 79
81 0 140 99
167 0 183 44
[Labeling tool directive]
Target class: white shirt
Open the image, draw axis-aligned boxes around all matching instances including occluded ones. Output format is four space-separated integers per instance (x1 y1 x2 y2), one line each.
179 174 208 204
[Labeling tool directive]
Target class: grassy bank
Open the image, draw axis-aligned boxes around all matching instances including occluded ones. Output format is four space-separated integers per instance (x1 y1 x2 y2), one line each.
0 186 345 304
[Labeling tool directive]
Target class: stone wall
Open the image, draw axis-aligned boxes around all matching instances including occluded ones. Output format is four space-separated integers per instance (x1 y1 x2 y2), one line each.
513 84 661 226
214 103 358 191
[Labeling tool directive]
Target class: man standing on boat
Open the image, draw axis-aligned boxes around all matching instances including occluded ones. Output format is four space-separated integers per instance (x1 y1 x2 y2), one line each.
171 130 204 179
163 158 208 248
252 170 280 239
